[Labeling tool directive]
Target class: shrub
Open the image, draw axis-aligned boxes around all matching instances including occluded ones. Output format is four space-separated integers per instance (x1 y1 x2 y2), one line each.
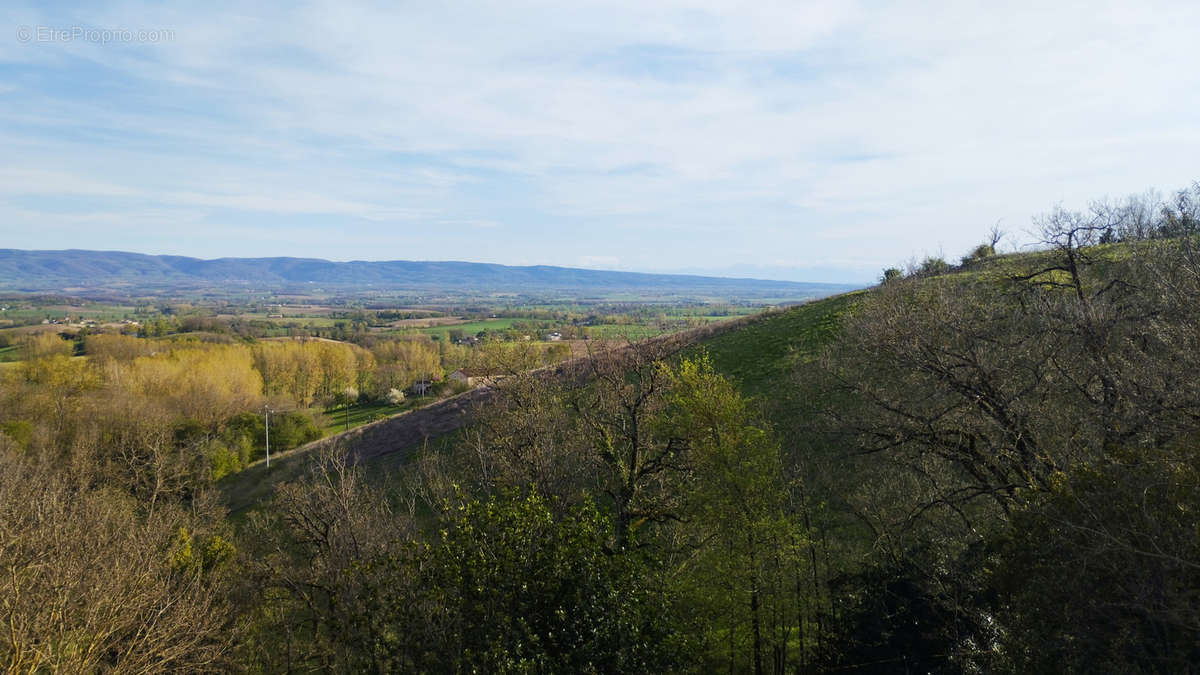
961 243 995 264
917 256 950 276
269 411 322 452
207 440 243 480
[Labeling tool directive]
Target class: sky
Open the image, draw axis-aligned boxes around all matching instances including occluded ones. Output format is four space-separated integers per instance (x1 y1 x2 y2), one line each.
2 1 1199 284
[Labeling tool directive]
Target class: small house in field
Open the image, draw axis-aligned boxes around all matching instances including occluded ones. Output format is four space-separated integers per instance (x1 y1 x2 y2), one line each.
410 378 433 396
448 368 502 387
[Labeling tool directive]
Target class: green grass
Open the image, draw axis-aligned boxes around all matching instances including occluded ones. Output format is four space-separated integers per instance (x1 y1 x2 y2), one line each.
692 245 1123 400
0 305 140 324
0 345 18 362
319 398 434 435
690 292 863 399
689 241 1157 405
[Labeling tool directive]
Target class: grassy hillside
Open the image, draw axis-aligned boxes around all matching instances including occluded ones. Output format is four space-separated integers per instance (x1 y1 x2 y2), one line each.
689 291 862 398
687 241 1133 402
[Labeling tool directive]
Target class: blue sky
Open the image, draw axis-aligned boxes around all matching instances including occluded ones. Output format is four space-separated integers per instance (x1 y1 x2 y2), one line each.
2 1 1199 283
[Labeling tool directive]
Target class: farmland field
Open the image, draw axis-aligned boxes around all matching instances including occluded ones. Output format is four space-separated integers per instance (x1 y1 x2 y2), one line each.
579 324 667 340
413 317 519 338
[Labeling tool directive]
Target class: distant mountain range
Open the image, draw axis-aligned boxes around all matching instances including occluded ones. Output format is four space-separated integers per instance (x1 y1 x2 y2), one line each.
0 249 859 297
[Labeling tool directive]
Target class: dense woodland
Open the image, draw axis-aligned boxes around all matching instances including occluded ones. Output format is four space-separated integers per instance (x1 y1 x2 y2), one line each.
1 185 1199 672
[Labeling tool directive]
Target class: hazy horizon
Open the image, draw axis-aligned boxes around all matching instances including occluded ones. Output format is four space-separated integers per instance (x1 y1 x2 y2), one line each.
4 2 1199 284
1 246 869 286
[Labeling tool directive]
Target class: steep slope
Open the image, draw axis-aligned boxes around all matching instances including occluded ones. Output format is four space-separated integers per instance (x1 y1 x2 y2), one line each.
218 292 862 513
690 291 862 398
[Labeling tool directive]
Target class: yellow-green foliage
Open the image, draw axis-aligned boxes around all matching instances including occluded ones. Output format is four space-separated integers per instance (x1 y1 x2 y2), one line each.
438 340 473 372
544 342 571 363
20 331 74 359
170 526 236 576
1 343 262 468
370 337 439 396
253 339 374 406
206 439 246 480
474 340 544 372
16 353 98 389
83 333 158 361
117 345 264 426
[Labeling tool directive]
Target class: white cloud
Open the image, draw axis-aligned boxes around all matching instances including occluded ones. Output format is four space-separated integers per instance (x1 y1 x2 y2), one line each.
2 0 1199 276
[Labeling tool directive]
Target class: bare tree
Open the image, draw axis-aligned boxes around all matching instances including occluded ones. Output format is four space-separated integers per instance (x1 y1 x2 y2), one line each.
467 370 593 510
989 220 1005 250
238 448 417 672
824 196 1200 538
0 458 233 673
571 339 691 549
469 338 693 549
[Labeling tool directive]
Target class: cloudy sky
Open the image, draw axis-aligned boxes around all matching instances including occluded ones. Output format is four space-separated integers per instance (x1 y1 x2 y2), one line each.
3 1 1198 283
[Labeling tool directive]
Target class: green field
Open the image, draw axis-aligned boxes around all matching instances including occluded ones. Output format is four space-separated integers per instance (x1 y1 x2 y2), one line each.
0 305 140 324
0 345 17 362
582 324 667 340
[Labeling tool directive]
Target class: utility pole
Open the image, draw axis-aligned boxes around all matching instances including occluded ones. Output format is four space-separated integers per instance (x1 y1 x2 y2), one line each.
264 406 272 469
